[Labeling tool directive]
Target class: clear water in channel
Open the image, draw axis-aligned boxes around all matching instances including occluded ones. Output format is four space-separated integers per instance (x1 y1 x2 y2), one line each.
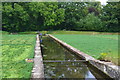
41 36 109 79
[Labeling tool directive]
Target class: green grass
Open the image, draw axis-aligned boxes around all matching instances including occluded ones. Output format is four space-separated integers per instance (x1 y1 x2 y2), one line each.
1 30 119 35
0 31 9 34
1 34 36 78
18 31 38 34
46 30 119 35
53 34 119 65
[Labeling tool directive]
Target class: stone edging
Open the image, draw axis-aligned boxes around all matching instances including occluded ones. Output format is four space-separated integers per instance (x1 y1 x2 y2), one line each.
48 34 120 79
31 34 44 79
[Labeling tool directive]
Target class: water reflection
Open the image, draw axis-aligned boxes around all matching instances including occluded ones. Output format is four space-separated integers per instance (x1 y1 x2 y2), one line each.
41 37 105 79
42 37 82 61
44 62 91 78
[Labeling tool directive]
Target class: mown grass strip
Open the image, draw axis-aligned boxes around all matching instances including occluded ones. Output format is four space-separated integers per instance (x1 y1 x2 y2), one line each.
1 34 36 78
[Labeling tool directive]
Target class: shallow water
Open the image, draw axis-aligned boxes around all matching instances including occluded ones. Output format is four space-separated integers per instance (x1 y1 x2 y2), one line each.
41 36 108 79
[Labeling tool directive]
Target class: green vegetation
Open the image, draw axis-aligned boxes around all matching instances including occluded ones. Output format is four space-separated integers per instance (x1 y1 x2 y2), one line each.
1 1 120 78
1 30 119 35
0 31 9 34
1 35 36 78
2 2 120 32
44 31 119 35
18 31 38 34
53 34 119 65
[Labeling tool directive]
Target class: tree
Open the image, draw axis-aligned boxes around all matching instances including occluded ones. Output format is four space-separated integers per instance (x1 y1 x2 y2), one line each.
58 2 88 30
2 2 120 32
2 2 65 32
86 2 102 16
2 3 29 32
76 13 103 31
101 2 120 32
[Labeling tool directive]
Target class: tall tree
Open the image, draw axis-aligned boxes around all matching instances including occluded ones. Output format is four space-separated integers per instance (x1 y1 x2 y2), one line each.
76 13 103 31
2 2 65 32
58 2 88 30
101 2 120 32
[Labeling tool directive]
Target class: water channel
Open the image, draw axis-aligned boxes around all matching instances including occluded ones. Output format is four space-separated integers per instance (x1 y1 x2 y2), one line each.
41 36 111 79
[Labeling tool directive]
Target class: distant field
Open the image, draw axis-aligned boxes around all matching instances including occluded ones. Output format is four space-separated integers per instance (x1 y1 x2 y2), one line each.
48 31 119 35
1 30 119 35
1 35 36 78
53 34 119 65
0 31 9 34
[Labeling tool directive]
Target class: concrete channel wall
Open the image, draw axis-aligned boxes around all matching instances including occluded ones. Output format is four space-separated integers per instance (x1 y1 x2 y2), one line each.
31 35 44 79
48 34 120 80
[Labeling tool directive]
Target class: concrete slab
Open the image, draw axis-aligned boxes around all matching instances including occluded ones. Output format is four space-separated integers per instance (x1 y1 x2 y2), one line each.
31 35 44 79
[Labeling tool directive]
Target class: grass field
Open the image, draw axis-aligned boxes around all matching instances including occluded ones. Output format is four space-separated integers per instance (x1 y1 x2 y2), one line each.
44 31 119 35
53 34 119 65
1 30 118 35
1 34 36 78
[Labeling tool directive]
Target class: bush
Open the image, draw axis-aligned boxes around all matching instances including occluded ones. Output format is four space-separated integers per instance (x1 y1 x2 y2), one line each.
76 13 103 31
